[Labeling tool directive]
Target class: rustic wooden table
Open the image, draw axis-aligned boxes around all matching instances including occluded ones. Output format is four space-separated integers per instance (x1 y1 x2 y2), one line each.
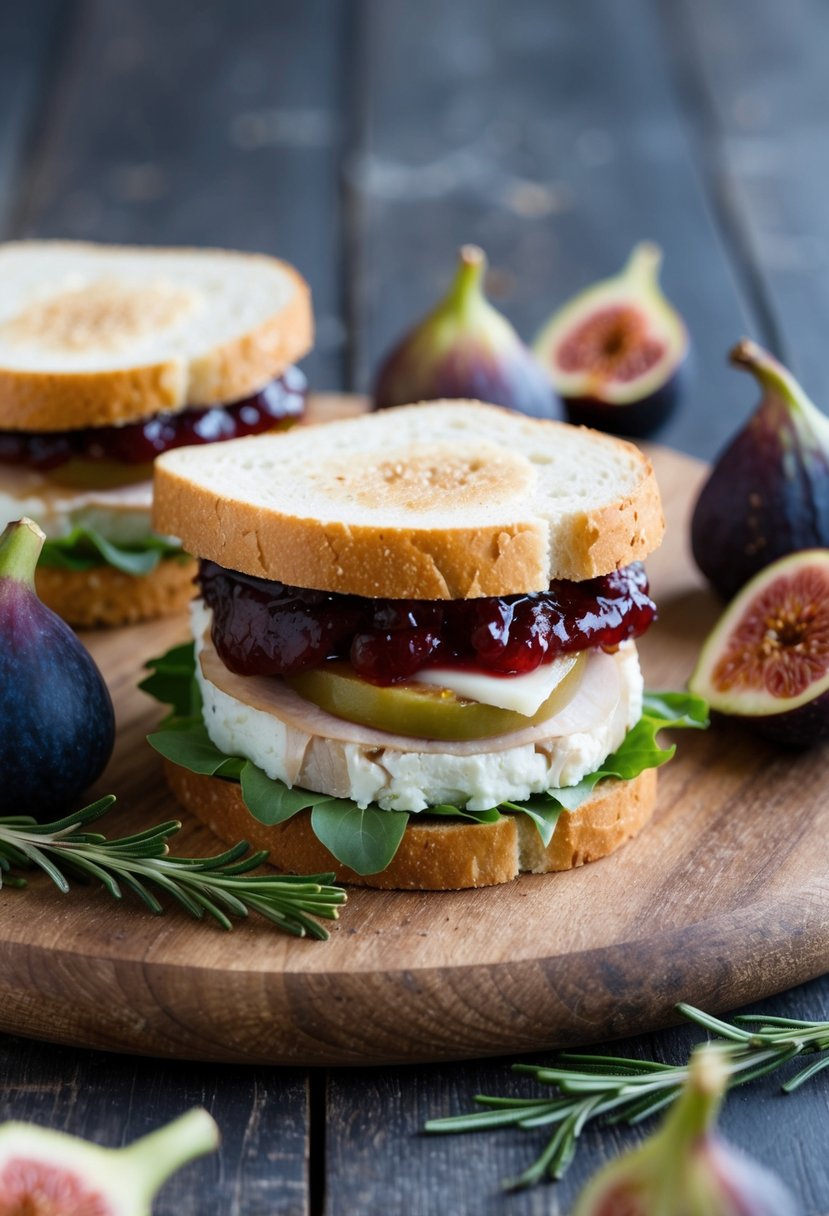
1 2 828 1212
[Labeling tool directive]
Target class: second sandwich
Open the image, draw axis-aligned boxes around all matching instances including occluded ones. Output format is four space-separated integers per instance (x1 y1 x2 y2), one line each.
0 241 312 625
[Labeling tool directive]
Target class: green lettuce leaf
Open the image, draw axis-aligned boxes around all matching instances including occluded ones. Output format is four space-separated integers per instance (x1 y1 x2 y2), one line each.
428 804 503 825
40 526 185 575
140 642 203 724
240 763 340 824
499 796 566 847
143 644 709 871
148 722 245 779
550 689 710 806
311 803 410 876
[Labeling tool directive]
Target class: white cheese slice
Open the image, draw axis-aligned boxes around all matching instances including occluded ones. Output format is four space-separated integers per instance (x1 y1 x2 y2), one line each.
411 654 578 716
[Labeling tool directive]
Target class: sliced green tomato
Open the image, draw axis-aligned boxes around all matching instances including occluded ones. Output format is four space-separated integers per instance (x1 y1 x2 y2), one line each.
47 458 155 489
284 653 588 741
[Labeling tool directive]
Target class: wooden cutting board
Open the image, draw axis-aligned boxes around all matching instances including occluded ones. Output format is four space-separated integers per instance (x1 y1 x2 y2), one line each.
1 395 827 1067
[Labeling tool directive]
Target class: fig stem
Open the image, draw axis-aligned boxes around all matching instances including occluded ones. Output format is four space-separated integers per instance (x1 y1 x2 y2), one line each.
730 338 819 421
625 241 663 286
0 517 46 587
658 1044 726 1154
445 244 487 317
121 1108 219 1198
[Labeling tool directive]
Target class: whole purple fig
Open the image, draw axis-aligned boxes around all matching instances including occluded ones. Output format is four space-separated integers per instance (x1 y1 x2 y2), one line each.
572 1044 798 1216
692 340 829 599
0 517 115 817
372 245 559 419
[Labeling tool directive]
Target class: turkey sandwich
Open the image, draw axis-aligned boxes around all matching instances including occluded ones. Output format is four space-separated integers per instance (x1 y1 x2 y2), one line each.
146 401 691 890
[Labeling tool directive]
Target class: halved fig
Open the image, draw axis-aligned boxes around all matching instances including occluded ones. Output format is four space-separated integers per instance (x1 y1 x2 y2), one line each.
533 243 688 437
689 549 829 747
0 1108 218 1216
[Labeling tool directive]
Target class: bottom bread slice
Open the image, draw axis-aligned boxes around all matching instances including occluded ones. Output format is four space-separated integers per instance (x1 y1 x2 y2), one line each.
165 762 657 890
36 557 197 628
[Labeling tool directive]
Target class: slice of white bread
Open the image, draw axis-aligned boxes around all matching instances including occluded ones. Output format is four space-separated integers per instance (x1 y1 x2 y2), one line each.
165 762 657 890
153 400 664 597
0 242 313 430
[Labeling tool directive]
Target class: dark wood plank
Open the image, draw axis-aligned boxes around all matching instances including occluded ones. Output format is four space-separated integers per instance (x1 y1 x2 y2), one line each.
0 1035 310 1215
0 0 69 235
668 0 829 409
325 974 829 1215
347 0 758 458
13 0 350 389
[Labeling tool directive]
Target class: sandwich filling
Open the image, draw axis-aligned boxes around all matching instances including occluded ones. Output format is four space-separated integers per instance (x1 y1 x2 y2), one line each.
194 599 643 811
197 558 656 681
0 369 305 572
188 559 656 811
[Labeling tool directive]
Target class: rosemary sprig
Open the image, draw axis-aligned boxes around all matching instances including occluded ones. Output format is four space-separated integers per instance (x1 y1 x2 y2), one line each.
425 1002 829 1189
0 796 346 940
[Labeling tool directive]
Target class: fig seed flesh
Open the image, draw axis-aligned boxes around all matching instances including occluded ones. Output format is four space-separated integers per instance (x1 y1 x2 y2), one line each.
555 304 666 383
1 1156 110 1214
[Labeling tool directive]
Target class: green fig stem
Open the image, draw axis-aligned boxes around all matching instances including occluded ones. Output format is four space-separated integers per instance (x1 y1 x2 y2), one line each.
445 244 487 317
120 1108 219 1199
656 1045 727 1158
730 338 822 423
624 241 664 287
0 517 46 587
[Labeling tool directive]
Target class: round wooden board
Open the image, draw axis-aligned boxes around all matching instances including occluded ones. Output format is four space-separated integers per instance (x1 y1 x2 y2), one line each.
1 396 827 1067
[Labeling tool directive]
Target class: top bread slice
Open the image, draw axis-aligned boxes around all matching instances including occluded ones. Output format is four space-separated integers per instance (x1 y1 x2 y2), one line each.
153 401 664 597
0 241 313 430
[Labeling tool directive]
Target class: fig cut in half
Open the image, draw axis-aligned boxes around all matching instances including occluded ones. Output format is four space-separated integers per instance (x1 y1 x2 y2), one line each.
534 242 688 437
0 1108 218 1216
690 549 829 747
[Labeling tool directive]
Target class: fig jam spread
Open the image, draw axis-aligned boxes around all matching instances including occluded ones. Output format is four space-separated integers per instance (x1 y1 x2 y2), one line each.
0 367 306 470
198 560 656 684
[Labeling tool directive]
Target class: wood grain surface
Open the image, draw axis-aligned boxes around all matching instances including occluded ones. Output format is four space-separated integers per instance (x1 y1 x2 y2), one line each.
1 395 827 1068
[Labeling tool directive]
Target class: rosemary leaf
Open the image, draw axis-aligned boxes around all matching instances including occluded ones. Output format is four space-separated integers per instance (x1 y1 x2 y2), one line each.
0 797 346 939
424 1002 829 1189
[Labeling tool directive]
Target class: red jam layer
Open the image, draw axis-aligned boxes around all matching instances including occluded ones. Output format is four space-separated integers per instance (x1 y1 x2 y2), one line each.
198 560 656 684
0 367 306 470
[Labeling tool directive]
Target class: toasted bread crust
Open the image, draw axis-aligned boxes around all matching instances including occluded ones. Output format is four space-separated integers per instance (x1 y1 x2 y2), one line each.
0 243 313 430
164 763 657 890
36 557 196 627
154 402 665 595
